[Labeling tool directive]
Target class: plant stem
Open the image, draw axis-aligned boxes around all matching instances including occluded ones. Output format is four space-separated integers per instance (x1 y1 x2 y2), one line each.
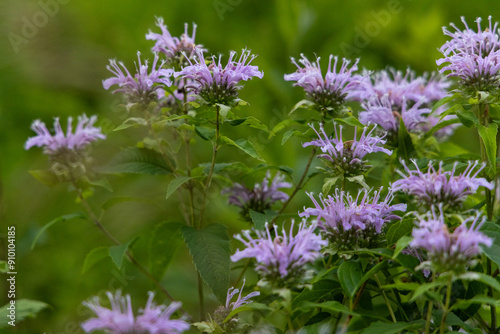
425 299 434 334
197 272 205 320
439 278 453 334
233 259 251 287
374 273 396 322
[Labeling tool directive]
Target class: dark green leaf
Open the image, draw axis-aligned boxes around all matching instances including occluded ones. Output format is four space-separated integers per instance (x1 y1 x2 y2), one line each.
458 272 500 292
299 301 358 316
224 302 272 322
451 295 500 311
166 176 192 200
82 247 109 274
456 108 479 128
182 224 231 303
480 222 500 267
292 279 341 310
338 261 363 299
150 222 182 280
360 321 424 334
109 240 133 269
477 123 498 175
0 299 50 328
397 118 415 161
31 212 86 250
102 147 174 175
221 136 264 161
249 210 276 230
195 126 216 141
386 217 414 246
410 281 446 302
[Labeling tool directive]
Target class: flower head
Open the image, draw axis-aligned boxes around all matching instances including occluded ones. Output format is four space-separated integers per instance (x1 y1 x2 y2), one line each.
300 188 406 249
410 207 492 273
222 171 291 221
146 18 203 70
103 52 173 106
392 160 494 210
174 48 263 105
303 123 392 176
284 54 364 112
437 16 500 92
82 291 189 334
231 219 327 286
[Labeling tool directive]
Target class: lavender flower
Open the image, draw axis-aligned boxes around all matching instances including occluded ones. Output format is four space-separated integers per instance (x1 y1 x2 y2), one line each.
174 48 263 105
82 291 189 334
103 52 173 106
222 171 291 221
410 207 492 273
392 160 494 210
437 16 500 92
146 18 202 70
284 54 364 112
303 123 392 176
300 188 406 249
231 219 327 286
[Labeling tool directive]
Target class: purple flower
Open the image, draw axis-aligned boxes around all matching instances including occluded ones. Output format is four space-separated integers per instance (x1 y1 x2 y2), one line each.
303 123 392 175
174 48 263 105
103 52 173 106
25 114 105 154
284 54 364 111
231 219 327 286
222 171 291 221
410 207 492 273
437 16 500 92
224 279 260 311
146 18 203 69
392 160 494 210
82 291 189 334
300 188 406 248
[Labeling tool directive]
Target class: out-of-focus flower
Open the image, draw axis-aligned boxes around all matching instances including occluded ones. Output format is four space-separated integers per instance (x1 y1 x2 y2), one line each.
437 16 500 92
146 18 203 70
82 291 189 334
410 207 492 273
174 48 263 105
231 220 326 286
303 123 391 176
103 52 173 106
222 171 291 221
300 188 406 249
392 160 494 210
284 54 364 113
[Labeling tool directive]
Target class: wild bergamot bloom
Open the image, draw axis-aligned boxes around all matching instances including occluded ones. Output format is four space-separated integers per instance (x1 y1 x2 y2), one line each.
81 291 189 334
174 48 263 106
437 16 500 93
284 54 364 114
231 219 327 287
410 207 492 274
300 188 406 249
303 123 392 177
392 160 494 211
103 51 173 107
25 114 105 179
146 18 202 70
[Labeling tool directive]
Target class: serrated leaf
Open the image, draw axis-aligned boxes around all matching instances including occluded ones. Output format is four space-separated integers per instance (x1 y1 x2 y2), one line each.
82 247 109 273
0 299 50 328
29 169 60 187
150 222 182 280
102 147 174 175
338 261 363 299
221 136 264 161
360 321 424 334
182 224 231 303
386 217 414 246
480 222 500 267
166 176 192 200
195 126 215 141
31 212 86 250
249 210 276 230
109 240 133 269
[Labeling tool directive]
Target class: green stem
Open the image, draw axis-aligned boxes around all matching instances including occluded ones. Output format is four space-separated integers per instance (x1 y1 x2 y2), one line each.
197 272 205 320
439 278 453 334
425 299 434 334
233 259 251 287
374 273 396 322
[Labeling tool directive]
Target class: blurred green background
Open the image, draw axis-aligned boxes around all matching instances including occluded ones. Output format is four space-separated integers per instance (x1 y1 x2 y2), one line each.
0 0 497 332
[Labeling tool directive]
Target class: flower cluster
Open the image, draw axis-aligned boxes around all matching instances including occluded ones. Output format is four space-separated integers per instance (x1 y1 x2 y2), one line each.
103 52 173 107
303 123 392 176
146 18 202 70
222 171 291 221
174 48 264 105
82 291 189 334
392 160 494 211
300 188 406 249
410 207 492 273
284 54 364 113
231 220 327 287
437 16 500 93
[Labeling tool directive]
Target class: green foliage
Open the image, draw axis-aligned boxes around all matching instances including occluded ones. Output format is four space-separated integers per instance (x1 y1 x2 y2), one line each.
102 147 175 175
31 212 86 250
149 222 183 280
0 300 50 329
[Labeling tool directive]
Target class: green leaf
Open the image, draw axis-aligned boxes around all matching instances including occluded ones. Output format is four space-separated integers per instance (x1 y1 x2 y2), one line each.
231 116 271 134
81 247 109 274
397 118 416 161
271 119 302 135
458 272 500 292
216 103 231 120
166 176 192 200
410 281 446 303
393 236 413 259
220 136 264 161
0 299 50 328
451 295 500 311
109 240 133 269
477 123 498 175
338 261 363 299
431 93 460 114
102 147 174 175
150 222 182 281
224 302 272 322
292 279 341 310
480 222 500 267
299 301 358 316
249 210 276 230
360 321 424 334
0 261 7 274
182 224 231 303
113 117 147 131
322 176 340 194
31 212 86 250
359 261 387 287
386 217 414 246
456 108 479 128
195 126 215 141
346 175 369 189
334 115 364 128
290 99 315 114
101 196 148 211
29 169 60 187
423 117 461 140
